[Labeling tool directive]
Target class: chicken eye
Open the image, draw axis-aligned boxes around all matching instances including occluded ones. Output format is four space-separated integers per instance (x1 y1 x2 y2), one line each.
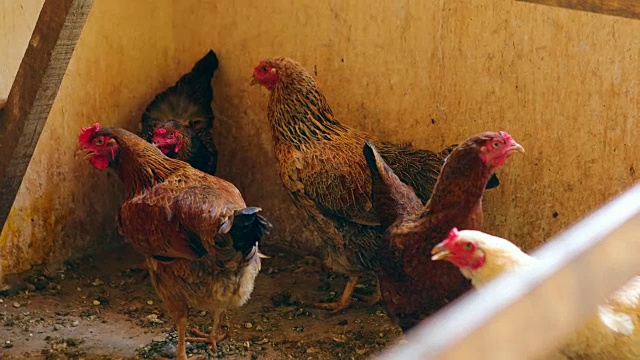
462 243 473 251
262 66 268 72
94 137 104 146
492 141 500 148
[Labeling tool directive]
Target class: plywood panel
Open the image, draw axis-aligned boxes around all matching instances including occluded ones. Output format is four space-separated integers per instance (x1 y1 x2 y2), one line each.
0 0 45 100
171 0 640 253
0 0 179 274
0 0 94 238
519 0 640 20
3 0 639 276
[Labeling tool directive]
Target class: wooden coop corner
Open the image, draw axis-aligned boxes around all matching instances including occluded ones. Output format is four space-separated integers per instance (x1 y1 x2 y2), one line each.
0 0 94 234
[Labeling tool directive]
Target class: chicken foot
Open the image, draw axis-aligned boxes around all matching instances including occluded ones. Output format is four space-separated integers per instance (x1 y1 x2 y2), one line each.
185 310 227 352
313 275 359 313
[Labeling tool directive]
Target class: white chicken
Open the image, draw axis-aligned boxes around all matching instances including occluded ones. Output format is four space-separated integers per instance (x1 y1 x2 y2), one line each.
431 228 640 359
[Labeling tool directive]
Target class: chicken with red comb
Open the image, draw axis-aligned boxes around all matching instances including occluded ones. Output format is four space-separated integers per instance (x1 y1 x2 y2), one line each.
432 229 640 359
363 131 523 331
78 122 100 146
78 123 118 169
77 123 271 360
251 56 501 312
140 50 219 175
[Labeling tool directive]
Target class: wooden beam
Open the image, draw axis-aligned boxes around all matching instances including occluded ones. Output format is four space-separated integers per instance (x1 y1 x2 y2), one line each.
377 183 640 360
517 0 640 20
0 0 94 231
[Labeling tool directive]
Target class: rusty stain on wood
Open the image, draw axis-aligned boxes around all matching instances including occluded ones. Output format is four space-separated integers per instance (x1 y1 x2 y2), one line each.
517 0 640 20
0 0 94 232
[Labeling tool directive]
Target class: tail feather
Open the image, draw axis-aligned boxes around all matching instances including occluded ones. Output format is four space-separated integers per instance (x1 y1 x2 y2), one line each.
364 140 423 229
175 50 219 104
140 50 219 140
486 173 500 189
191 50 219 77
225 207 273 258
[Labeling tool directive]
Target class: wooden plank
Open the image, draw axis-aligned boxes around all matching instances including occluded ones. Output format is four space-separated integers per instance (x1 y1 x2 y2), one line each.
376 183 640 360
0 98 6 121
0 0 94 231
517 0 640 20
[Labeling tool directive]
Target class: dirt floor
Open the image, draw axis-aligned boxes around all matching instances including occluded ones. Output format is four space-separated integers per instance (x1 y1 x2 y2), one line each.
0 243 402 359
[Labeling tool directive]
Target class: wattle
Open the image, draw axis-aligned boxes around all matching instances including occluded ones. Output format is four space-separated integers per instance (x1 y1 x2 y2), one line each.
89 156 110 169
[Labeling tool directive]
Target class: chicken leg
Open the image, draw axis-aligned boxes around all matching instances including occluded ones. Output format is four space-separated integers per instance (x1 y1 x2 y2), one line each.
313 275 359 313
156 317 206 360
186 309 227 352
354 278 381 305
157 317 205 360
177 316 188 360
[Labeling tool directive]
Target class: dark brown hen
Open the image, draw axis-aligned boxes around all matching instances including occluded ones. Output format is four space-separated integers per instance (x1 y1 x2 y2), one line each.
363 131 523 331
251 57 499 312
77 124 271 360
140 50 219 175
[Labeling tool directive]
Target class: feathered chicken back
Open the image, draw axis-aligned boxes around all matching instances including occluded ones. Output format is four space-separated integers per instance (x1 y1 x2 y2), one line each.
77 122 271 358
251 56 502 312
140 50 219 174
366 131 524 331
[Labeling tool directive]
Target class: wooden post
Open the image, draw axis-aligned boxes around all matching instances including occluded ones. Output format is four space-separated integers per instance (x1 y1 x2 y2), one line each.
517 0 640 20
0 0 94 231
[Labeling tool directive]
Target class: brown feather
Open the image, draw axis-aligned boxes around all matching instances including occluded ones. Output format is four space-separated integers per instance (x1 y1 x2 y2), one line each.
363 140 423 229
140 50 219 174
84 126 269 358
261 57 448 276
373 132 513 331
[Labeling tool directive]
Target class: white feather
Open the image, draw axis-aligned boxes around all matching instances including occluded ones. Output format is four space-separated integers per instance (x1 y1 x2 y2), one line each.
454 230 640 359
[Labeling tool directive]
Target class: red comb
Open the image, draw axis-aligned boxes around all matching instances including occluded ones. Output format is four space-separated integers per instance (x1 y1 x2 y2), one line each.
79 123 100 146
446 227 460 242
499 131 513 142
154 128 167 135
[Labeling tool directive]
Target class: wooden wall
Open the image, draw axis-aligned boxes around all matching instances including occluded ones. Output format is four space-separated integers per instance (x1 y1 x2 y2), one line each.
173 0 640 253
0 0 177 274
1 0 639 275
0 0 45 100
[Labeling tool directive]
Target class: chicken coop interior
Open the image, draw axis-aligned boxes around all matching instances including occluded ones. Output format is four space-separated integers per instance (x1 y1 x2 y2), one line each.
1 0 640 359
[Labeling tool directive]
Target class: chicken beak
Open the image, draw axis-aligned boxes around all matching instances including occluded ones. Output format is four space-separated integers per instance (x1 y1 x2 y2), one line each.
431 242 450 261
74 146 93 161
508 143 525 154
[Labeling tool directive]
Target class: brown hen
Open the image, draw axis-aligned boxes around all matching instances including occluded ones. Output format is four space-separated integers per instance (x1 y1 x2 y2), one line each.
77 124 271 359
251 57 499 312
363 131 524 331
140 50 219 175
